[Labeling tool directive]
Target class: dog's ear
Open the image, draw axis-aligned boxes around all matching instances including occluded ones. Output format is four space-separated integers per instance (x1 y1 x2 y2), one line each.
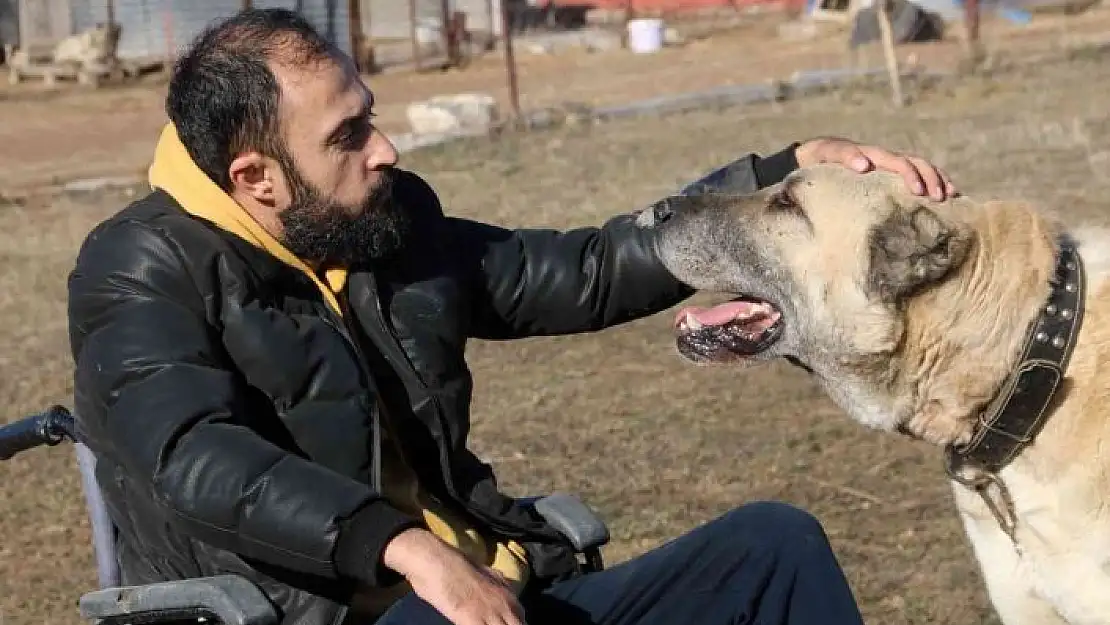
868 205 973 303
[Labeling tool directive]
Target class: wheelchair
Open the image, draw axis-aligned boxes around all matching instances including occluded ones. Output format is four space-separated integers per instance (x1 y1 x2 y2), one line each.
0 405 612 625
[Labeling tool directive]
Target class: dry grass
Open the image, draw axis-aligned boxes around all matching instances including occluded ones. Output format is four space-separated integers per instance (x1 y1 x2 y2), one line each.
2 49 1110 625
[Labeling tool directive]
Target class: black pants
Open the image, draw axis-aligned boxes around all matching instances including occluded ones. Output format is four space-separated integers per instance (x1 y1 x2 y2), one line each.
370 501 866 625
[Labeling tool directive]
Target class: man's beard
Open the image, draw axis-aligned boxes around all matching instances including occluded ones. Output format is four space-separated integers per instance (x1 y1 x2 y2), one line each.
278 159 411 268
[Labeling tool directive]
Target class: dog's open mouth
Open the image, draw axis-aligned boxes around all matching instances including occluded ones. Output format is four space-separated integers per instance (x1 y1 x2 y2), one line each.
673 297 784 363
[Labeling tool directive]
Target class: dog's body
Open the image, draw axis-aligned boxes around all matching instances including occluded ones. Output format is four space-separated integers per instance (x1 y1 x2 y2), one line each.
10 23 118 70
643 164 1110 625
53 23 117 66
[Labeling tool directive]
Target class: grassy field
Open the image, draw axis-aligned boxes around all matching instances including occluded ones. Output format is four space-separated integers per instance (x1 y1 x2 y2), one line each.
1 48 1109 625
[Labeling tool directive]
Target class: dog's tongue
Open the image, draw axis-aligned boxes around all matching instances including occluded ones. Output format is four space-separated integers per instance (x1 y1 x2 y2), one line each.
679 302 758 327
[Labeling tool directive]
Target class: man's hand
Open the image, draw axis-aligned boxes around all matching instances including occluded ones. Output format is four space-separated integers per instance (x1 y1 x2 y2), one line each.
795 137 956 201
383 527 527 625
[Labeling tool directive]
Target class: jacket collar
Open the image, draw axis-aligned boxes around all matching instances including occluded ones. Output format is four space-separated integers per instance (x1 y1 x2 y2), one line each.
147 123 347 317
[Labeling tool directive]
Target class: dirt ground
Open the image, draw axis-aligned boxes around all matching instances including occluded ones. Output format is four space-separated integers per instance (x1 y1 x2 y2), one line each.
2 6 1110 194
2 26 1110 625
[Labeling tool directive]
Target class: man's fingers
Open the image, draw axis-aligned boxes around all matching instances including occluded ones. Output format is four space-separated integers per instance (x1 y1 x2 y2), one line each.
501 606 527 625
488 614 518 625
841 146 872 172
491 596 526 625
908 156 945 200
804 139 957 200
939 167 957 197
505 592 527 625
830 143 872 172
862 147 925 195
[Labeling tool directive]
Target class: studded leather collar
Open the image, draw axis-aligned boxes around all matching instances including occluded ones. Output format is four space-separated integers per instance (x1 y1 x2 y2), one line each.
944 239 1084 492
942 240 1085 541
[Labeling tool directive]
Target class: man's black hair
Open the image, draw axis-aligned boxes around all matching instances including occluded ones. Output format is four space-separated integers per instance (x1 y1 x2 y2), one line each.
165 8 340 190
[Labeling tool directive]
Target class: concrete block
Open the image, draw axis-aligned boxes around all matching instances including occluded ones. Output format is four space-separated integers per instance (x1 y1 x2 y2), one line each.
663 27 686 46
406 93 499 136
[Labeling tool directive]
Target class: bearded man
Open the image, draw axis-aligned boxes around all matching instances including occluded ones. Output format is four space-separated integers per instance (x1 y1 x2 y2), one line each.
67 8 954 625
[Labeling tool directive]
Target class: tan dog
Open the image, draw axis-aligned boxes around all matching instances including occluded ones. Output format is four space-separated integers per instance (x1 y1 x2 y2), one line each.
53 23 119 67
11 23 120 70
641 164 1110 625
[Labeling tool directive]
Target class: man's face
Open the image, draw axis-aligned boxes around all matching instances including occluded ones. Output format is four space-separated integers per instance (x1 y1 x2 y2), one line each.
269 56 406 267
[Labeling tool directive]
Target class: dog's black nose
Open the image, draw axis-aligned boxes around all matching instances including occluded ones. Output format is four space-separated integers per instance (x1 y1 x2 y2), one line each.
652 198 676 223
635 197 678 228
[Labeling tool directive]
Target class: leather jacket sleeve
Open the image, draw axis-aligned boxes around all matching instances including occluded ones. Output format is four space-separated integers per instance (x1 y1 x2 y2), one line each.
458 145 799 340
67 218 419 586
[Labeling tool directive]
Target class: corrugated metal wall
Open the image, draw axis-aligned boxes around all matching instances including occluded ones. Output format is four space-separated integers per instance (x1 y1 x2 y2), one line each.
361 0 443 40
453 0 501 35
0 0 19 48
254 0 350 56
69 0 351 61
18 0 73 47
360 0 506 39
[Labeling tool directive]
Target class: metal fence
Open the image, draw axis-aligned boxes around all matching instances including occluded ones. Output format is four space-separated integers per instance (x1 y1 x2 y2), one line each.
1 0 604 84
4 0 354 63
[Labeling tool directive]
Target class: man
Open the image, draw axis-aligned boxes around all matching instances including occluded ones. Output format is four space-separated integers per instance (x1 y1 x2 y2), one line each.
66 8 954 625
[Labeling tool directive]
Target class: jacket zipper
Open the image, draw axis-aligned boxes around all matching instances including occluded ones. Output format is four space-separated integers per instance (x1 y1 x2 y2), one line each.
334 272 547 542
313 289 386 496
354 274 537 539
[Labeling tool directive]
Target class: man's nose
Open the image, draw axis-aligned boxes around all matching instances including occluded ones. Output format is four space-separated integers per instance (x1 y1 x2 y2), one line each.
366 130 399 170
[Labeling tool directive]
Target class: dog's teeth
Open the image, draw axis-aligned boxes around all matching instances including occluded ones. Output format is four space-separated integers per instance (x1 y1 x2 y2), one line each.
736 306 760 320
748 303 772 317
684 312 703 330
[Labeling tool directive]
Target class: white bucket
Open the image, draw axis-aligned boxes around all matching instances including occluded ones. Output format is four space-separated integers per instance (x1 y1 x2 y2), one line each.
626 18 664 54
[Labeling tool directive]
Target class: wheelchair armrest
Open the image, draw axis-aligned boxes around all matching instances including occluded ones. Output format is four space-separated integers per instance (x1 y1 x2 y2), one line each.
529 492 610 553
78 574 279 625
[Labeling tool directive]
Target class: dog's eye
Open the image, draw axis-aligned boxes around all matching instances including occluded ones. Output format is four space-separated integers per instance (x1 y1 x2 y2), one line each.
767 188 799 213
765 182 812 230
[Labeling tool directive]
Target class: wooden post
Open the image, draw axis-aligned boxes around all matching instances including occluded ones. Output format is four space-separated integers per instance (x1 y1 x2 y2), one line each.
408 0 422 72
875 0 905 107
486 0 495 52
242 0 253 10
439 0 453 67
499 0 521 120
622 0 635 48
963 0 982 60
347 0 365 72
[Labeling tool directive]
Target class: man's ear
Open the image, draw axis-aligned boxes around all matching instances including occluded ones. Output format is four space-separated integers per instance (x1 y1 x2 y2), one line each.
867 204 974 303
228 152 275 203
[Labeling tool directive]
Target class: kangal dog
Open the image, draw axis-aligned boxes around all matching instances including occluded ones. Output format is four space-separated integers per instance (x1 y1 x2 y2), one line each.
639 163 1110 625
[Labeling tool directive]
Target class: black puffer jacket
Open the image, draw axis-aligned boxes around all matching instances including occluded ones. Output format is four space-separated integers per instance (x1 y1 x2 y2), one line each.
66 146 797 625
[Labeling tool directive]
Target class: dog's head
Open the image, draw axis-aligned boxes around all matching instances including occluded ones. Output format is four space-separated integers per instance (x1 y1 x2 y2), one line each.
646 164 979 431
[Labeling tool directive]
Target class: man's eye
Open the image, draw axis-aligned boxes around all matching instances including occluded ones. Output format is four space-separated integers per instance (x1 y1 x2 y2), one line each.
339 118 372 150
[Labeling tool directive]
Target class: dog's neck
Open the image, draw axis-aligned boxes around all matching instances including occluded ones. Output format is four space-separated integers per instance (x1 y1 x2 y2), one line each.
895 199 1061 447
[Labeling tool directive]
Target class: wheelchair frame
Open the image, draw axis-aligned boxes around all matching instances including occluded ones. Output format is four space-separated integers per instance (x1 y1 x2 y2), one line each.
0 406 611 625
